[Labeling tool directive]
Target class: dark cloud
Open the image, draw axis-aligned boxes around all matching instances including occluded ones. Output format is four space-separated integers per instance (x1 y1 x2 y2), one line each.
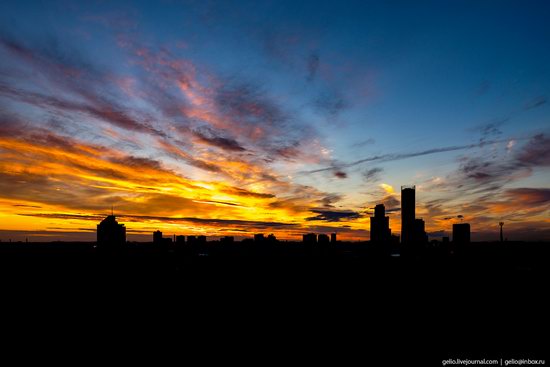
524 96 547 111
215 80 287 128
470 119 507 142
193 127 246 152
312 90 347 119
221 187 275 199
351 138 375 148
109 155 164 171
304 138 511 175
306 51 319 82
453 133 550 194
0 83 164 137
316 194 343 208
504 188 550 206
305 209 362 222
362 167 383 183
516 133 550 167
334 171 347 179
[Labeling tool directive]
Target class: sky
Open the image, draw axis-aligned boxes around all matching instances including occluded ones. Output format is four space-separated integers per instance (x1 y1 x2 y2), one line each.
0 0 549 242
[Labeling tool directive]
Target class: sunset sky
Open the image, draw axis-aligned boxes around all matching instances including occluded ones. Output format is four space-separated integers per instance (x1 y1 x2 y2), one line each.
0 0 549 242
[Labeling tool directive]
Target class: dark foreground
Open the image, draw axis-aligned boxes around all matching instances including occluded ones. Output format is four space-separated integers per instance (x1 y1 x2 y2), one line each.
0 241 548 365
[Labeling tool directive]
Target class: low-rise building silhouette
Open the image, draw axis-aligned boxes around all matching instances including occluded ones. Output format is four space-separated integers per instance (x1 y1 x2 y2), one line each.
153 230 172 245
318 234 330 245
221 236 234 244
453 223 471 244
303 233 317 244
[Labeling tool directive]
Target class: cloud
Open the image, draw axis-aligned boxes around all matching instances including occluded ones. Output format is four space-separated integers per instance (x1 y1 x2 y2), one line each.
312 89 347 119
193 127 246 152
316 194 343 208
304 138 511 175
524 95 547 110
362 167 383 183
516 133 550 167
334 171 347 179
220 187 275 199
470 119 507 142
351 138 375 148
306 51 320 82
305 209 362 222
503 188 550 207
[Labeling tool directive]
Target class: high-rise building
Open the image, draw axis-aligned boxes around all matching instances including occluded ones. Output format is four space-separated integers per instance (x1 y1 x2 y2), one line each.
414 218 428 243
453 223 470 244
401 186 415 244
370 204 391 242
97 215 126 247
153 230 163 244
331 233 337 243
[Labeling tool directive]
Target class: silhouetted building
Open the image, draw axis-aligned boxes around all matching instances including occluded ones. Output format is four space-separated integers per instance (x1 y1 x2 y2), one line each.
153 230 172 246
187 236 197 244
197 235 206 245
254 234 265 243
414 218 428 243
153 230 163 244
318 234 330 245
97 215 126 247
175 235 185 244
303 233 317 244
220 236 234 244
331 233 337 243
370 204 391 242
401 186 415 244
442 236 450 243
453 223 470 244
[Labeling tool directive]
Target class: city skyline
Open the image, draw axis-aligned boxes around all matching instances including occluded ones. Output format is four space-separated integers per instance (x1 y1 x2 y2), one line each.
1 1 549 242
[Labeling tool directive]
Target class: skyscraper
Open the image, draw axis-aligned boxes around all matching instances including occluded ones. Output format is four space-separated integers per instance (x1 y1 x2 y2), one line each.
153 230 163 244
97 215 126 247
401 186 415 244
370 204 391 242
414 218 428 244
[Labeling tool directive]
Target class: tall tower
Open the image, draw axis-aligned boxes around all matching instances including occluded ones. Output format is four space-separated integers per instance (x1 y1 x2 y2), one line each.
370 204 391 242
97 215 126 247
401 186 415 244
499 222 504 242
